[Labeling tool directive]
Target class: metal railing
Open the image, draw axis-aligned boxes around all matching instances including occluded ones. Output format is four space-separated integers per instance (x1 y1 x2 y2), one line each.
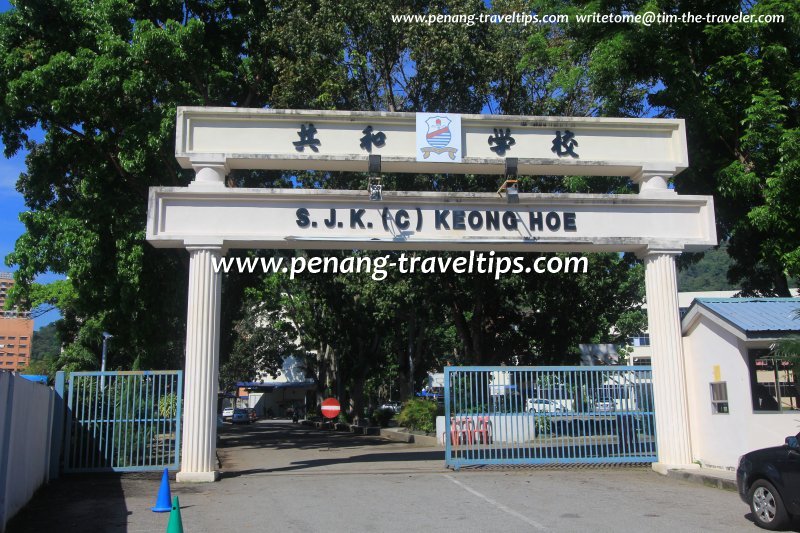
444 366 656 468
63 371 183 473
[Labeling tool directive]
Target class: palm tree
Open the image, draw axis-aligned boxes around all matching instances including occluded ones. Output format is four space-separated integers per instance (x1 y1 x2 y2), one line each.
772 310 800 408
774 309 800 359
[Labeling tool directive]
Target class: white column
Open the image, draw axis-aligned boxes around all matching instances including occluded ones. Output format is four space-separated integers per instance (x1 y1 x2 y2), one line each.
642 250 697 473
177 246 223 482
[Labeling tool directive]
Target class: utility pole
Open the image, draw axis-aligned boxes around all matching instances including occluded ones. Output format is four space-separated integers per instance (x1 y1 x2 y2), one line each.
101 332 113 390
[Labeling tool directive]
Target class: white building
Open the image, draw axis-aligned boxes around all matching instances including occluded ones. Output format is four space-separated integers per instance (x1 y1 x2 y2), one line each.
237 355 315 417
682 298 800 470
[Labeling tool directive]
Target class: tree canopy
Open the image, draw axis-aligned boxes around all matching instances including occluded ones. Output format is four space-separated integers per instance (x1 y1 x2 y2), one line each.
1 0 797 413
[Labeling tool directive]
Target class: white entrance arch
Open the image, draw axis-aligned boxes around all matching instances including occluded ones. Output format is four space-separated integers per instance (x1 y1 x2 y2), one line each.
147 108 716 481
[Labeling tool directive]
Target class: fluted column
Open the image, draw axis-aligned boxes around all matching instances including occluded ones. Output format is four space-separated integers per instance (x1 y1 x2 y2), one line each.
643 250 697 472
177 246 223 482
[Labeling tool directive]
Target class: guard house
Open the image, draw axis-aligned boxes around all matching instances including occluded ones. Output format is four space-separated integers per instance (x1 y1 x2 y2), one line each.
682 298 800 470
236 355 315 417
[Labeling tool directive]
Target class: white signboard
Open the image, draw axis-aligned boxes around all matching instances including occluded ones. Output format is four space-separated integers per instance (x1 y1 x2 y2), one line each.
147 188 716 253
416 113 462 163
175 107 688 180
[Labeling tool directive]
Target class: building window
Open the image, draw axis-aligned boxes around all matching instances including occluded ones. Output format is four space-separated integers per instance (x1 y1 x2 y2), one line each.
629 334 650 347
20 336 28 340
749 349 800 412
710 382 729 413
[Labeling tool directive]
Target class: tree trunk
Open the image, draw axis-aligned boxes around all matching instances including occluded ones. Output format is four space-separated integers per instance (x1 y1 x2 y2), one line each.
774 272 791 297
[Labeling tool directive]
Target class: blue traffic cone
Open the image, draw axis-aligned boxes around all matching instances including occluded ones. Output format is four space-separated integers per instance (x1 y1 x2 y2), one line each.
151 468 172 512
166 496 184 533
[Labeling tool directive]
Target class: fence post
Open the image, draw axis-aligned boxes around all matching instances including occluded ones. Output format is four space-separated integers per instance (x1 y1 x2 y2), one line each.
49 372 66 481
444 367 451 468
0 372 15 531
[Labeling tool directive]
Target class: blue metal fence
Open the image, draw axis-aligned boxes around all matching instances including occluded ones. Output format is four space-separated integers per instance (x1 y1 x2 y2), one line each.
444 366 656 468
63 371 183 473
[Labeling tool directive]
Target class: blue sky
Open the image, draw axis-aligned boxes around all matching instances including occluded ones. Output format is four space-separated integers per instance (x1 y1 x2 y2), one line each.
0 130 63 330
0 0 63 329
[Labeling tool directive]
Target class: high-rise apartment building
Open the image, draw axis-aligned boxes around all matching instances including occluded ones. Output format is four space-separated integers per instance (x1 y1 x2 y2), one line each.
0 272 34 371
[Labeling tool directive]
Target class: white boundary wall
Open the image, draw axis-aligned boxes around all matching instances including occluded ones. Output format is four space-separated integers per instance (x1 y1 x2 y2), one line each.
0 373 56 531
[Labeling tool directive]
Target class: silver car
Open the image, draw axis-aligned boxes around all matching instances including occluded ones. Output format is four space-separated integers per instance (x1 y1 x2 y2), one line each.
231 408 250 424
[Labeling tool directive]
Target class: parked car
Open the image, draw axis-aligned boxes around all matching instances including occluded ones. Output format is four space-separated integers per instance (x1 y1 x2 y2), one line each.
526 388 575 412
526 398 564 413
380 401 402 414
247 408 258 422
737 432 800 530
231 407 250 424
222 406 234 421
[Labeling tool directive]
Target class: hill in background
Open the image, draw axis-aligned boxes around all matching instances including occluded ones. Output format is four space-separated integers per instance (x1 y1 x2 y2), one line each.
31 322 61 361
678 246 739 292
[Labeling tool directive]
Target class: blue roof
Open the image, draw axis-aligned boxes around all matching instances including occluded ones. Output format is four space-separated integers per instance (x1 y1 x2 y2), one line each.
20 374 48 384
693 298 800 335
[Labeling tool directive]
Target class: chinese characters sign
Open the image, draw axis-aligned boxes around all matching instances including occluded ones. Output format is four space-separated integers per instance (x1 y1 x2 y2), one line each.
288 116 578 162
176 107 688 178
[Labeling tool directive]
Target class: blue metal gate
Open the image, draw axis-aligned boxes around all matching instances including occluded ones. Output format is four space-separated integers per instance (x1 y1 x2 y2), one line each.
63 371 183 473
444 366 656 468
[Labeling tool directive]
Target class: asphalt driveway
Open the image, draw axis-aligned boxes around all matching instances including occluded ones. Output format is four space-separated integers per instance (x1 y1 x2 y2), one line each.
7 419 773 532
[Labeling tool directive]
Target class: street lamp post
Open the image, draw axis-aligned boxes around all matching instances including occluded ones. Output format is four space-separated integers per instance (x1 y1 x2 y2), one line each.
101 332 113 372
101 332 113 390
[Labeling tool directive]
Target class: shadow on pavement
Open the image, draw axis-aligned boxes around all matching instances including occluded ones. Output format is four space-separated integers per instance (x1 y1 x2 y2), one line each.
219 419 398 451
6 474 132 533
742 511 800 532
221 449 445 478
218 420 444 477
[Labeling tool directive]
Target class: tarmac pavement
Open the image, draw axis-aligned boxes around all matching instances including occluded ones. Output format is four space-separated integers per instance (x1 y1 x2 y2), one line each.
6 419 783 532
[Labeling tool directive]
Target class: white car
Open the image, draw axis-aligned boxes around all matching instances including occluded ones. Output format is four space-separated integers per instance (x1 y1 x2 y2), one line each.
526 398 566 413
222 406 234 420
594 398 616 412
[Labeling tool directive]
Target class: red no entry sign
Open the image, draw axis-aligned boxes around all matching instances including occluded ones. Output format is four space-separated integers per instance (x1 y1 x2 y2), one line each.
321 398 341 419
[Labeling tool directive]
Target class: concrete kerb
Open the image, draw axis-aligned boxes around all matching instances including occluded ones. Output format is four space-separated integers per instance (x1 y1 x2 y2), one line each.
666 467 737 491
298 420 438 446
380 427 439 446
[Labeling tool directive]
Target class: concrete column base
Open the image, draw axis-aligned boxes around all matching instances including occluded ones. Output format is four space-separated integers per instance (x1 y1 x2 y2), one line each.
177 470 220 483
652 462 700 476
